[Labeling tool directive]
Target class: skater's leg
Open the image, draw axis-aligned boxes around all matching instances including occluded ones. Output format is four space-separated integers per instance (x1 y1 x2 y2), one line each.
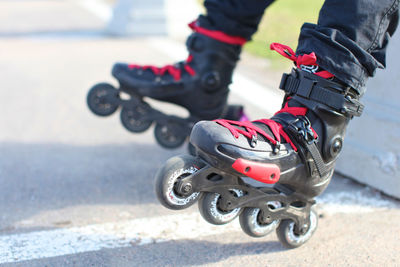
200 0 276 40
297 0 399 93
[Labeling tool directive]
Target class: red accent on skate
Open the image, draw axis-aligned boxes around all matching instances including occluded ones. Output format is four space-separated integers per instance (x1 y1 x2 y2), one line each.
232 158 280 184
270 43 334 79
184 65 196 76
189 21 247 46
127 54 196 81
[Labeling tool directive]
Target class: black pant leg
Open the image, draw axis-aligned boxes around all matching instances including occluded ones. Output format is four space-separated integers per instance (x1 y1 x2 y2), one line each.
198 0 275 40
296 0 399 94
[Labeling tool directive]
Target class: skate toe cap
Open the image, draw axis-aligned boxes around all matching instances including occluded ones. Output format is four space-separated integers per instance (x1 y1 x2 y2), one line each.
190 120 280 162
190 120 243 154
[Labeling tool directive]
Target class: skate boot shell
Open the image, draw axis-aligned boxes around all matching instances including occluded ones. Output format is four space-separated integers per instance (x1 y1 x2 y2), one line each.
155 45 364 248
87 21 248 149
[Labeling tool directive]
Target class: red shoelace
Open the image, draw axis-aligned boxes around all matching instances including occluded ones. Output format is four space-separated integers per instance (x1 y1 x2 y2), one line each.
128 55 196 81
215 101 318 152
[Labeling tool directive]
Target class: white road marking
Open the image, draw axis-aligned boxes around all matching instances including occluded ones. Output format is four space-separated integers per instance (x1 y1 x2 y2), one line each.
1 191 397 264
0 212 240 264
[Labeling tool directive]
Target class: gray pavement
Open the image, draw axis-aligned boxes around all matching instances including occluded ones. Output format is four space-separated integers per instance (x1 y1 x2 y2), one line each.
0 1 399 266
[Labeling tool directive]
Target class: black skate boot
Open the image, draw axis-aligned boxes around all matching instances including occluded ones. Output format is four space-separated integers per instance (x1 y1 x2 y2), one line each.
87 21 248 149
154 43 364 248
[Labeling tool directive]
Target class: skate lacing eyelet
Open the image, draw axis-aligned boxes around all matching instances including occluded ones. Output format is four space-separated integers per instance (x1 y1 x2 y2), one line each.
273 142 281 154
250 135 257 147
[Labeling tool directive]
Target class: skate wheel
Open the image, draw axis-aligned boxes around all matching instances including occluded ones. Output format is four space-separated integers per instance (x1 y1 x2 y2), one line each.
120 105 153 133
155 154 205 210
198 190 243 225
87 83 119 116
239 203 281 238
276 208 318 249
154 122 186 149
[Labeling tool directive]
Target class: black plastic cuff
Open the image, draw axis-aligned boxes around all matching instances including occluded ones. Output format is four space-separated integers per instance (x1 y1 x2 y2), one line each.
280 70 364 117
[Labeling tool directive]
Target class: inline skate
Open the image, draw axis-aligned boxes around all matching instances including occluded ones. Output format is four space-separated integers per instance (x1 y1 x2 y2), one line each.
155 44 364 248
87 21 248 149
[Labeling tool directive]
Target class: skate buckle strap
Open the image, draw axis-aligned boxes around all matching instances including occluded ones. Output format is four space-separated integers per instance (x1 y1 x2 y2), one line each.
189 21 247 46
343 95 364 117
287 116 317 145
280 72 364 117
286 116 328 178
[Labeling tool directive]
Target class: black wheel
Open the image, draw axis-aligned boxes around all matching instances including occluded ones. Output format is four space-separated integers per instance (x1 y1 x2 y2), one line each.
198 190 243 225
87 83 119 116
276 208 318 249
239 201 281 238
155 154 205 210
154 122 187 149
120 104 153 133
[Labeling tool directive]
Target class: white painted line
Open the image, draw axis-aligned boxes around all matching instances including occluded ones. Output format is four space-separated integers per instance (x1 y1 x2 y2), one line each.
0 212 240 264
